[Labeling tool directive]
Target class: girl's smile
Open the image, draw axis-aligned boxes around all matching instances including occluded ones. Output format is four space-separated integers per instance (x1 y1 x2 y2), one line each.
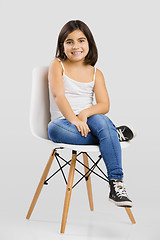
71 51 83 55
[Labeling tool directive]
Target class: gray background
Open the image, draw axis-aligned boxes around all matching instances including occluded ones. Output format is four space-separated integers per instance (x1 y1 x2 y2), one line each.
0 0 160 239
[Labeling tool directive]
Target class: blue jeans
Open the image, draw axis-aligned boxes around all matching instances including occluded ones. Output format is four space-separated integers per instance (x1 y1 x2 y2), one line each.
48 114 123 180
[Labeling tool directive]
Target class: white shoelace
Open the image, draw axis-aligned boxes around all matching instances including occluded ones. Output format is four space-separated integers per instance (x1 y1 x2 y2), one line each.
117 128 128 141
113 181 128 198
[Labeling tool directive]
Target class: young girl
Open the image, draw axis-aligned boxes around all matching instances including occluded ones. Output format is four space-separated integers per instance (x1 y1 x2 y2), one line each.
48 20 133 207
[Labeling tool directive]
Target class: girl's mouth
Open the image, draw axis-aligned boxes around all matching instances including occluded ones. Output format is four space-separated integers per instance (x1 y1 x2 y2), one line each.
71 51 83 55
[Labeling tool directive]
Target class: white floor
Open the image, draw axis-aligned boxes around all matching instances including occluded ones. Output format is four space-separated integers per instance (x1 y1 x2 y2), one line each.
0 179 159 240
0 205 159 240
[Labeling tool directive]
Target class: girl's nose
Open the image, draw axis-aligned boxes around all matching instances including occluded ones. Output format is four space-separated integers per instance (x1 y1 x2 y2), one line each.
73 42 79 49
73 46 78 49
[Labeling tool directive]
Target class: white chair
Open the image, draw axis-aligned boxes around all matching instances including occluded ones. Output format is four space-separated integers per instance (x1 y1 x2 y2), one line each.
26 66 136 233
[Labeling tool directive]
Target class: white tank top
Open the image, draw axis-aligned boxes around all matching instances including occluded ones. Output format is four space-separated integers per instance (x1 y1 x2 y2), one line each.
49 58 96 122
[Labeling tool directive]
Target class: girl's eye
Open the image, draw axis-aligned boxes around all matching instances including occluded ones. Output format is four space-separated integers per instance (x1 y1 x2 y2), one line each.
66 40 85 44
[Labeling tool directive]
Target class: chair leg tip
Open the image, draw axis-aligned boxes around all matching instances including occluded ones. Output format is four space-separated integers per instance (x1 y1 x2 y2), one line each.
26 214 30 220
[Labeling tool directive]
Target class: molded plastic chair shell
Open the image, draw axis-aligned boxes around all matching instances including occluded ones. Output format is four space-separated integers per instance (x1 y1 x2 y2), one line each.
26 66 136 233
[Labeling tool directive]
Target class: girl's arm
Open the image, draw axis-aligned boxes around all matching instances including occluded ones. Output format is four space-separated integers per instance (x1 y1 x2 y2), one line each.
48 59 90 137
78 69 110 119
48 59 77 123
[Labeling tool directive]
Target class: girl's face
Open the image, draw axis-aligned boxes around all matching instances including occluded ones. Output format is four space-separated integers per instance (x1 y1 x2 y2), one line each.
63 29 89 62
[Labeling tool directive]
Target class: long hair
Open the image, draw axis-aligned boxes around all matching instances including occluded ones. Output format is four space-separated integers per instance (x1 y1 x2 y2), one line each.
55 20 98 66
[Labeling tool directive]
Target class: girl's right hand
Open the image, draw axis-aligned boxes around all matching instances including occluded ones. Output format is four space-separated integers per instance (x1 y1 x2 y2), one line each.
71 118 90 138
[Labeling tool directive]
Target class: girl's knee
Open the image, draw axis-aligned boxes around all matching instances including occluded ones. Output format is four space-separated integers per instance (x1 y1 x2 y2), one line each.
103 115 116 129
87 114 117 138
88 114 115 129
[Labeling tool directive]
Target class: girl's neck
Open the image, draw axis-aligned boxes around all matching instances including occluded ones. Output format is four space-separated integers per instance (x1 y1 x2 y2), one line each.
65 59 86 68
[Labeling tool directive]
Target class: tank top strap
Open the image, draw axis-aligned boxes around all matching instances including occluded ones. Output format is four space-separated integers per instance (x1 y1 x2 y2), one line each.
93 67 97 82
57 58 65 73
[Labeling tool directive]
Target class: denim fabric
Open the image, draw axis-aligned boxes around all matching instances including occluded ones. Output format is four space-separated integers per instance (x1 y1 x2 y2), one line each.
48 114 123 180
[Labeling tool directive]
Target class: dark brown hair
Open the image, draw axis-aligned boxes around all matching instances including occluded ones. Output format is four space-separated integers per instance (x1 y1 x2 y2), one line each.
55 20 98 66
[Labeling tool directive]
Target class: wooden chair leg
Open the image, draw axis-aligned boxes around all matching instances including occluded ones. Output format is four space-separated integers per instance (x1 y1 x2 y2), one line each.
83 153 94 211
60 152 77 233
26 149 56 219
125 207 136 224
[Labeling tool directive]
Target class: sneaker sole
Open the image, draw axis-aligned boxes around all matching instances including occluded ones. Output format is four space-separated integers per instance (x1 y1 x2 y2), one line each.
109 198 133 208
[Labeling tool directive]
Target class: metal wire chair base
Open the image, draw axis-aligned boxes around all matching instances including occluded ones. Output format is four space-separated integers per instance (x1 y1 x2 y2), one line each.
44 150 109 189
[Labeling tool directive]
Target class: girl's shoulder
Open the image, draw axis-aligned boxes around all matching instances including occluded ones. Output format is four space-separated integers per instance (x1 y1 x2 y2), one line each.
94 68 105 83
49 58 61 66
48 58 63 74
95 68 103 75
94 67 103 76
49 58 64 68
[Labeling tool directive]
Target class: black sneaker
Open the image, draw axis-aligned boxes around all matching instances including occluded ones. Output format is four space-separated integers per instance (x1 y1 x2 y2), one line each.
109 179 133 207
116 125 136 142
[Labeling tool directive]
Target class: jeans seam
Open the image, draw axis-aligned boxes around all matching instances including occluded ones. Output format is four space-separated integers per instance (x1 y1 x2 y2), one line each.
88 121 114 176
49 122 81 136
101 115 121 170
92 115 122 179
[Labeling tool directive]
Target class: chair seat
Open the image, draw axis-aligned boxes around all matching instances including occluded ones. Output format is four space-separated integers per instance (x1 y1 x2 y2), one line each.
36 135 130 152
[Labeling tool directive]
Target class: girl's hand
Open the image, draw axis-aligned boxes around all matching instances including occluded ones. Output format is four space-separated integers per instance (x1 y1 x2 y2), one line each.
72 117 90 138
77 110 88 123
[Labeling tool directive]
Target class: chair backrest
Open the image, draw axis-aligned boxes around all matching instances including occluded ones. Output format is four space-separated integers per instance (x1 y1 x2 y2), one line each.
30 66 51 140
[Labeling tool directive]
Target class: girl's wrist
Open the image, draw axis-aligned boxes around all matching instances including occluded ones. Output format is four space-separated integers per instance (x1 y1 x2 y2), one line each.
81 109 88 118
70 116 78 124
